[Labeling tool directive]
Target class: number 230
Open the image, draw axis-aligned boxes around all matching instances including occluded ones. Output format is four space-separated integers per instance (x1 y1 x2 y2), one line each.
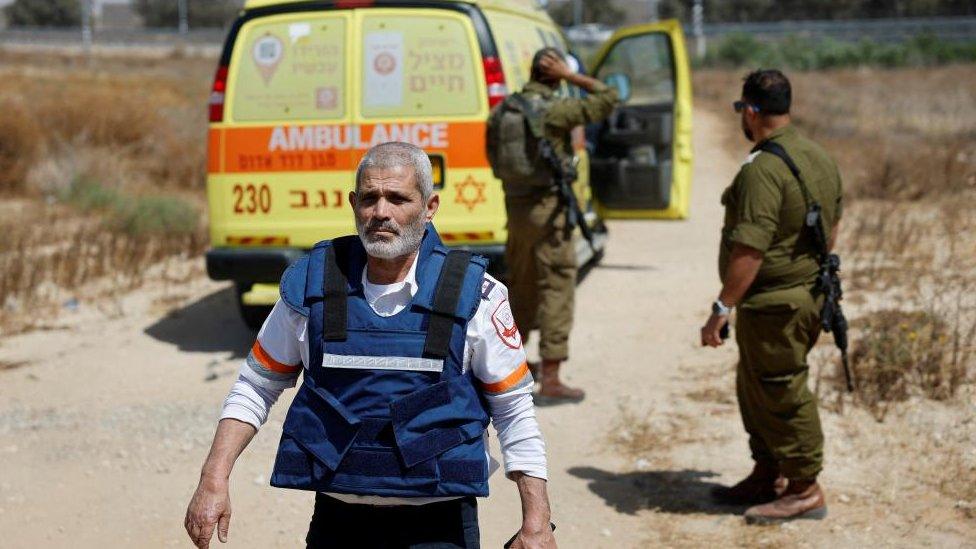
233 184 271 214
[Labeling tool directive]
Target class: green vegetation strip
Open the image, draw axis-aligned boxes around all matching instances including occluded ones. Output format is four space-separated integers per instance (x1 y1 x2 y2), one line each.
60 178 198 237
700 33 976 70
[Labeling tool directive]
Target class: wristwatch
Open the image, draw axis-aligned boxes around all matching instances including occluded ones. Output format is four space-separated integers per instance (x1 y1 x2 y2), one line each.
712 299 733 317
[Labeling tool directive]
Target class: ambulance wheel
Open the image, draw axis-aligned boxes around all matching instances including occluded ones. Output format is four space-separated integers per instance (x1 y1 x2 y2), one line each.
235 282 272 331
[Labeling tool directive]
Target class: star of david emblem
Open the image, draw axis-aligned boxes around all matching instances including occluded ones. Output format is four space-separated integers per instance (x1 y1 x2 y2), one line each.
454 176 487 212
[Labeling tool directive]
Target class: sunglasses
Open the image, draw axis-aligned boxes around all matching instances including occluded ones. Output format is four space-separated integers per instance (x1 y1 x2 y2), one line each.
733 101 760 113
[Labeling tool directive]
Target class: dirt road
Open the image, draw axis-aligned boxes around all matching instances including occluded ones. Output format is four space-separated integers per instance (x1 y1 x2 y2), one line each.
1 108 973 548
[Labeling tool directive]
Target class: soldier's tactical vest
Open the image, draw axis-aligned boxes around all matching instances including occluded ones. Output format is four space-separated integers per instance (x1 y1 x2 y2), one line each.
486 91 556 197
270 226 491 497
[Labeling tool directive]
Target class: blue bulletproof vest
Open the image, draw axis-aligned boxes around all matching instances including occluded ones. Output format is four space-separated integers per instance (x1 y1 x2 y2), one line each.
270 226 491 497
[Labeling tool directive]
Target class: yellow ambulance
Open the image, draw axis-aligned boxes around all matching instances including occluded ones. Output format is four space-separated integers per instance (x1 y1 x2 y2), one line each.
204 0 692 328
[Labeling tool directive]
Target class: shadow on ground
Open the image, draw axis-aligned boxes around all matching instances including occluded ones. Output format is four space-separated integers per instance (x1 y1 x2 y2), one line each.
568 466 746 516
144 287 254 359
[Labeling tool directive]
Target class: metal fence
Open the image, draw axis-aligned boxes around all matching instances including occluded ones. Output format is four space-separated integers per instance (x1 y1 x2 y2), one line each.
694 16 976 43
1 16 974 57
0 27 226 56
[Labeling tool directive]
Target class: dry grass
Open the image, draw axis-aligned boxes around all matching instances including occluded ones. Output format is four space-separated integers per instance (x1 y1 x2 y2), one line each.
849 310 971 420
0 216 206 335
0 51 214 333
0 97 42 193
694 65 976 201
685 386 735 405
936 447 976 519
0 50 213 195
609 405 708 467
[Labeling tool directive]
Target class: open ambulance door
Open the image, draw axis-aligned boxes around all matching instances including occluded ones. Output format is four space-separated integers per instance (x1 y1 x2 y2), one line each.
587 20 692 220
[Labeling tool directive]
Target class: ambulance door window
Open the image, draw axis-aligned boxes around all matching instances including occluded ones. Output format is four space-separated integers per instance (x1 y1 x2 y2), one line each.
595 33 674 105
359 12 481 118
230 14 347 122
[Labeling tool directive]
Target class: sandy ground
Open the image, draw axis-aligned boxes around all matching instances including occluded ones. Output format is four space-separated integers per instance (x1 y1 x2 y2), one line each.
1 107 974 548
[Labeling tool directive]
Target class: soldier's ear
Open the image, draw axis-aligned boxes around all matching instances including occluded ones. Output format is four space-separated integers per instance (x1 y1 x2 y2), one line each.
349 191 358 209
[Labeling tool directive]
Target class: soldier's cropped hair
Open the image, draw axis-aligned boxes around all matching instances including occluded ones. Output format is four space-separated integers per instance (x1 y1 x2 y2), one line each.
530 47 565 81
742 69 791 115
355 142 434 201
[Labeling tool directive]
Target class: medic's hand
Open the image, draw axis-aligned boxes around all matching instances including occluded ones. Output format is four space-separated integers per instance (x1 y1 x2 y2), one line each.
700 313 729 348
509 523 557 549
184 477 231 549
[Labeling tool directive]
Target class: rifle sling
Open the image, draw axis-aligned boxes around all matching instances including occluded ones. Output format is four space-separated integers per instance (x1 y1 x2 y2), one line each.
754 140 828 259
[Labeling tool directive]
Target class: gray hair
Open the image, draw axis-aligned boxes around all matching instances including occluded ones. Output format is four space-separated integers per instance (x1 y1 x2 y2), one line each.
355 142 433 201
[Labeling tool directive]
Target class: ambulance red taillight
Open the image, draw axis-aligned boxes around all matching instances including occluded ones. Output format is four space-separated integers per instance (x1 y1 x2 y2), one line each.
209 64 228 123
482 56 507 108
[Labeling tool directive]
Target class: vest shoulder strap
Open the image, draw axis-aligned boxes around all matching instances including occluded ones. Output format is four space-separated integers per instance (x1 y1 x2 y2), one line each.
510 92 548 140
423 250 474 359
280 254 311 317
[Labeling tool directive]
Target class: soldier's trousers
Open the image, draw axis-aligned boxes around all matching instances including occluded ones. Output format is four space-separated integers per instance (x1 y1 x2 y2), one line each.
735 286 825 481
504 194 576 361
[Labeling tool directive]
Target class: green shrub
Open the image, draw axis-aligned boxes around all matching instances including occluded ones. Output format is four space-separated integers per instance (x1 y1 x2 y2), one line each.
134 0 242 28
60 178 199 236
848 309 969 420
702 32 976 70
4 0 80 27
61 177 124 212
109 195 199 236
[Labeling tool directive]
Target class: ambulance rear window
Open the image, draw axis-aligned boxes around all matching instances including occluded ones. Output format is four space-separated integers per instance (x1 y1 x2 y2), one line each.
230 14 347 122
360 13 481 118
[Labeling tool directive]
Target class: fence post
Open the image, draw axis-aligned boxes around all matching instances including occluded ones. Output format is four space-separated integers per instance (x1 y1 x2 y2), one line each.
692 0 705 59
647 0 659 22
178 0 189 34
81 0 93 55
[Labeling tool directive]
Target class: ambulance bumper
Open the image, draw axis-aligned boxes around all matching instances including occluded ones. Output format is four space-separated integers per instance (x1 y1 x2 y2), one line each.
206 247 305 282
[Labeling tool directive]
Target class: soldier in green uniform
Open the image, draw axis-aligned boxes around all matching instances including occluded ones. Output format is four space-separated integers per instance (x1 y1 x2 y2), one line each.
700 69 843 523
491 48 618 403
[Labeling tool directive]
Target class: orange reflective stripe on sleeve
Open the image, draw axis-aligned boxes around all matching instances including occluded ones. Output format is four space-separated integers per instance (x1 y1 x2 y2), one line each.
480 362 530 394
251 341 301 374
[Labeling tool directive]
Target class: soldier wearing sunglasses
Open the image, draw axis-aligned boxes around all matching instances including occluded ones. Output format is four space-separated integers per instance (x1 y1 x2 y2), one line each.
700 69 844 524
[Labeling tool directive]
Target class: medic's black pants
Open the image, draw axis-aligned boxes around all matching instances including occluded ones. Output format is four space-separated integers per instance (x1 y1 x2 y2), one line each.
305 494 481 548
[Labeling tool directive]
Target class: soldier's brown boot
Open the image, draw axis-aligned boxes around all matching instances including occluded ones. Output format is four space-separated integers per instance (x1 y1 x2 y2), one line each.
744 479 827 524
711 462 787 505
527 361 541 381
535 360 585 405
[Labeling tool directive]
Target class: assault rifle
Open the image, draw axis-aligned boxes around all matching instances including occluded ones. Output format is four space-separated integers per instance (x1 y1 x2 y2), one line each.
757 141 853 392
537 137 596 252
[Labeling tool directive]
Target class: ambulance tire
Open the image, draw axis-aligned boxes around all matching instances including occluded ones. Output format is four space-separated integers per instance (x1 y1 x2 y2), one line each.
235 282 272 331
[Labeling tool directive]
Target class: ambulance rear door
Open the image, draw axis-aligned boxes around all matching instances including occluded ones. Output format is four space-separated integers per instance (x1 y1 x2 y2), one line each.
213 9 356 248
587 19 692 220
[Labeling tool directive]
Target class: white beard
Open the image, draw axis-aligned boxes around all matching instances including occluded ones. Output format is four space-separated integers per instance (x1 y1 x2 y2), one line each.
356 212 426 260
